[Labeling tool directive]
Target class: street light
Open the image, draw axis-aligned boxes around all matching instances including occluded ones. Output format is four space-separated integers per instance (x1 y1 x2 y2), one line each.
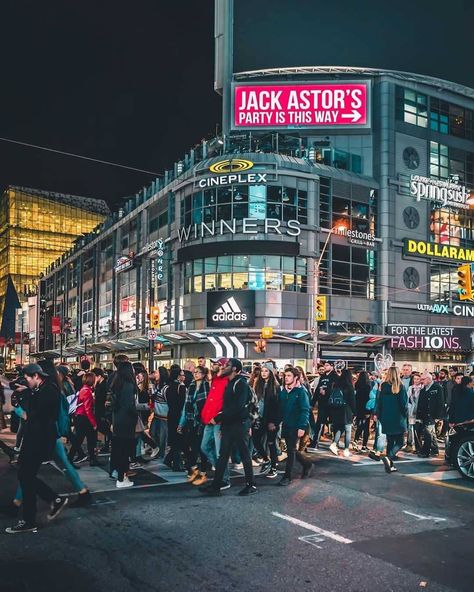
311 224 347 373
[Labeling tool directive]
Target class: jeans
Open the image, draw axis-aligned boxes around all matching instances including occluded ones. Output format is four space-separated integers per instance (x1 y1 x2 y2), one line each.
16 438 86 501
421 422 439 456
213 420 254 488
110 436 133 481
386 433 404 460
69 415 97 461
201 424 230 483
18 457 57 527
182 425 208 473
252 422 278 468
354 416 370 447
283 428 310 478
150 417 168 458
333 423 352 450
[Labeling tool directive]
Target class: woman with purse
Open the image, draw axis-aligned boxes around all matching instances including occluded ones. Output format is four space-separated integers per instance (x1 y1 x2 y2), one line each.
374 366 408 473
178 366 210 486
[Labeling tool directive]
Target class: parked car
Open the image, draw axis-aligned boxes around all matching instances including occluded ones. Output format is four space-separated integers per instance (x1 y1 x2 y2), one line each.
445 423 474 481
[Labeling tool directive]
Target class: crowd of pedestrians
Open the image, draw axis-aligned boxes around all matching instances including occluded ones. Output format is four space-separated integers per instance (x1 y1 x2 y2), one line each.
1 355 473 534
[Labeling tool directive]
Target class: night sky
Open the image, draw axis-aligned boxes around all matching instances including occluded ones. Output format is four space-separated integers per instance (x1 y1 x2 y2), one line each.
1 1 472 209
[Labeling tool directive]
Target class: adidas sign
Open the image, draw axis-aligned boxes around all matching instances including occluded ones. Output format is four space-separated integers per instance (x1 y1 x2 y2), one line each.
212 297 247 322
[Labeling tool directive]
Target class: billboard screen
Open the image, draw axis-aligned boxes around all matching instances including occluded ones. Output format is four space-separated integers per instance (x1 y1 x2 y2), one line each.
233 82 369 130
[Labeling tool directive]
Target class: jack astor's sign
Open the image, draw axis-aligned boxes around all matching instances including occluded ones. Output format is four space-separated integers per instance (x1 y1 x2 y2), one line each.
177 218 301 242
404 239 474 262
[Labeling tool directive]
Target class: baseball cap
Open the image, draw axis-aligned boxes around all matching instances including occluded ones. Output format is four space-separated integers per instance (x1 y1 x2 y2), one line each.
228 358 243 372
210 357 229 366
23 363 49 377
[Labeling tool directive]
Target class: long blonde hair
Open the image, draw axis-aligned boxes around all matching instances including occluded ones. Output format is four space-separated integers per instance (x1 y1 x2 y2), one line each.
385 366 401 394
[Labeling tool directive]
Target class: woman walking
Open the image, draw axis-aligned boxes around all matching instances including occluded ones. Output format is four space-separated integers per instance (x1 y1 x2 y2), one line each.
110 362 138 488
179 366 210 486
328 369 356 457
375 366 408 473
164 365 186 470
252 363 281 479
353 371 372 452
68 372 98 466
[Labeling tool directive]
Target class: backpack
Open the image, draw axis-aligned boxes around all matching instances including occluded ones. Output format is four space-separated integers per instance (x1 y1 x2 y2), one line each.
233 377 259 420
66 391 82 415
328 388 345 407
153 383 169 418
57 394 70 437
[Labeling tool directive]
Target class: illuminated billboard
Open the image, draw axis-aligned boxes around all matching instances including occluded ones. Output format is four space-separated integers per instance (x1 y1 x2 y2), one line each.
232 82 370 130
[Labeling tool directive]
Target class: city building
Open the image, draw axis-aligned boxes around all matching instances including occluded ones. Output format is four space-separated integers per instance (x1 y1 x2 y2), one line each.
0 186 109 361
31 6 474 371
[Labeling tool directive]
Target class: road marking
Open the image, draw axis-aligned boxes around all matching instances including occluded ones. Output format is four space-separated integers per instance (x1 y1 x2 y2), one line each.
403 510 447 522
298 534 325 549
272 511 353 544
352 458 444 466
405 475 474 494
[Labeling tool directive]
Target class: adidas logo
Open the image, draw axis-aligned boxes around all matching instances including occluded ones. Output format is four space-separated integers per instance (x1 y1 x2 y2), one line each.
212 297 247 322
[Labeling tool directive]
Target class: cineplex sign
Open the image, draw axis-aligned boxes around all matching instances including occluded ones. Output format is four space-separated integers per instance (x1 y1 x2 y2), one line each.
388 325 473 351
233 82 369 129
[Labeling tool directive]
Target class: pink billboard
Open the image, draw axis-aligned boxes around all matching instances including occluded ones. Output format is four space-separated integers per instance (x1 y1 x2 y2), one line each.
233 83 369 129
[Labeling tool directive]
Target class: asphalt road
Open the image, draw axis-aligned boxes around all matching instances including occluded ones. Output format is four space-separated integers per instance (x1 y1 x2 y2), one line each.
1 439 473 592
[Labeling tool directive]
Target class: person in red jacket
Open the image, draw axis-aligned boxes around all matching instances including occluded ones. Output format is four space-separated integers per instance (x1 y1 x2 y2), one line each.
200 358 230 489
68 372 99 466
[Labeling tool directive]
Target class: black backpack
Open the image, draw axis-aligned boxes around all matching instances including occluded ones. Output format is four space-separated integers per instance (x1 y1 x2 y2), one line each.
328 388 345 407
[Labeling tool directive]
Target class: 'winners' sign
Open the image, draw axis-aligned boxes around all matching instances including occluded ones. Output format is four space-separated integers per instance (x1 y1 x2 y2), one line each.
233 82 369 129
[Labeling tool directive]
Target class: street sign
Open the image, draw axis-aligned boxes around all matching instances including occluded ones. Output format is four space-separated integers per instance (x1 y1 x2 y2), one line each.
148 330 157 341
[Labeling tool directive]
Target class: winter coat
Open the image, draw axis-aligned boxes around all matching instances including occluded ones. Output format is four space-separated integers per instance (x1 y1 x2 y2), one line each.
314 371 337 406
279 385 310 432
355 382 371 418
215 375 252 426
166 380 186 425
376 382 408 436
261 381 281 426
201 375 229 425
19 379 60 463
111 381 138 439
329 384 356 426
416 381 444 424
180 380 209 428
75 385 97 429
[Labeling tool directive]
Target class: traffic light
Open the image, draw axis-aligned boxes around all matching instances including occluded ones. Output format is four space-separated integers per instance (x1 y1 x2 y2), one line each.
254 339 267 353
261 326 273 339
457 264 473 301
315 295 327 321
149 306 160 329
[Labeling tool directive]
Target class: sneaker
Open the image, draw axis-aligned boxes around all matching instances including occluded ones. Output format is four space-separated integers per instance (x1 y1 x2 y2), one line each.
74 454 88 464
129 462 143 470
251 459 261 467
116 477 134 488
220 482 231 491
329 442 338 456
360 446 369 453
278 476 292 486
47 497 69 522
5 520 38 534
389 466 398 473
259 461 271 475
69 491 92 508
266 468 279 479
368 450 381 461
277 452 288 462
97 447 110 456
381 456 392 474
231 462 243 470
192 474 208 487
150 447 160 459
343 449 350 458
238 484 257 496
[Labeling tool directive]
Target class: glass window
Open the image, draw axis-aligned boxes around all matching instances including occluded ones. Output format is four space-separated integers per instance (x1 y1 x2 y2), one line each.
248 185 266 218
396 86 428 128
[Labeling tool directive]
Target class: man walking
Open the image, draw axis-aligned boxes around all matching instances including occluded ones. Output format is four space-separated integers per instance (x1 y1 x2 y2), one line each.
201 358 256 496
417 370 444 458
6 363 68 534
311 361 337 448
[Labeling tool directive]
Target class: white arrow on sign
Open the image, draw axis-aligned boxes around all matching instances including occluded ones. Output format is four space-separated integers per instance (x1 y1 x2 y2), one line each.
341 109 362 123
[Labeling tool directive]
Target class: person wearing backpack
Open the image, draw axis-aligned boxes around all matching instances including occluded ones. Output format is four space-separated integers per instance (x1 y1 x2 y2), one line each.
328 369 356 457
374 366 408 473
201 358 257 497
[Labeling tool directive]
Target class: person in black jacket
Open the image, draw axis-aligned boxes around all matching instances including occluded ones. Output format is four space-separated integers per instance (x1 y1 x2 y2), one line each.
311 361 337 448
328 369 356 457
417 370 445 457
110 361 138 488
449 375 474 425
5 363 66 534
163 365 186 471
353 371 372 452
252 362 281 478
201 358 257 497
92 367 111 453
